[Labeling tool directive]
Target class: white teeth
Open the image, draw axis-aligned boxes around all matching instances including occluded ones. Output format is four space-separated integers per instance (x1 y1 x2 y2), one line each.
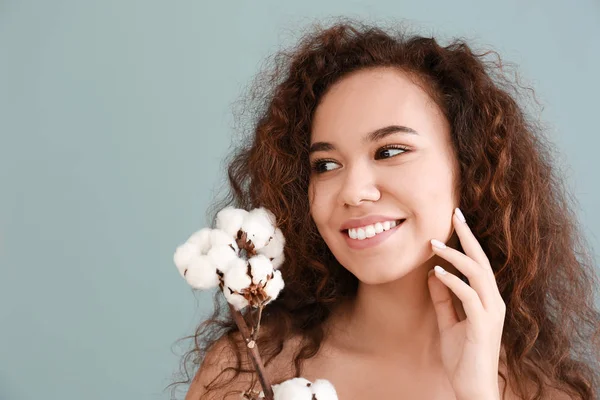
347 220 402 241
365 225 376 238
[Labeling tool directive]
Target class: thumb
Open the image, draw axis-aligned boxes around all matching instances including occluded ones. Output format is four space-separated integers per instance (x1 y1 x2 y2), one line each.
427 269 460 333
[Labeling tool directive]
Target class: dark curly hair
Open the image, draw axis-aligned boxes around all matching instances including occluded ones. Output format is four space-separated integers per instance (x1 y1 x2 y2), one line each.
169 18 600 400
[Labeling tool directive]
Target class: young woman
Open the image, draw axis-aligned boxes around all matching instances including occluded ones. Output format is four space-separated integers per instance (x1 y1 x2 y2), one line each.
173 20 600 400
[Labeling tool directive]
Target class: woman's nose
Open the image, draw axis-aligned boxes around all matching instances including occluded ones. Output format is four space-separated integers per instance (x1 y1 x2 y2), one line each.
337 165 381 206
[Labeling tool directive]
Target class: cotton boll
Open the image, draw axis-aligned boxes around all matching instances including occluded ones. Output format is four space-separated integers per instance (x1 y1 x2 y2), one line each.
264 270 284 303
184 255 220 290
210 229 238 252
256 207 277 225
257 227 285 259
216 207 248 238
173 242 201 277
207 245 239 273
223 258 251 292
270 253 285 270
311 379 338 400
248 254 274 285
223 287 249 310
272 377 313 400
186 228 212 255
241 208 276 250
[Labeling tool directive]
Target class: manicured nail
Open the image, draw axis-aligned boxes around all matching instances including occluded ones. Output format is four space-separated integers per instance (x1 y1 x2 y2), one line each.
434 265 447 275
455 207 466 223
431 239 446 249
428 269 435 277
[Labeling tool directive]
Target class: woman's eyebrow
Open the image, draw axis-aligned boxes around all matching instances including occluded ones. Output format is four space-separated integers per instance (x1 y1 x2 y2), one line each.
309 125 418 154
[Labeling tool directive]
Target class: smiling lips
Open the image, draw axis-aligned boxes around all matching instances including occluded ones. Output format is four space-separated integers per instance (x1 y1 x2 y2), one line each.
342 219 406 250
347 219 403 240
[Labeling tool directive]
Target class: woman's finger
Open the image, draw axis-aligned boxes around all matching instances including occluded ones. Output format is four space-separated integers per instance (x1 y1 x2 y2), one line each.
452 208 492 270
432 265 485 324
427 269 460 333
431 239 497 310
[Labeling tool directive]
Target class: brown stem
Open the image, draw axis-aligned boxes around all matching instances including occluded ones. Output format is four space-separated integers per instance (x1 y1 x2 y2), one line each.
251 304 265 341
228 303 274 400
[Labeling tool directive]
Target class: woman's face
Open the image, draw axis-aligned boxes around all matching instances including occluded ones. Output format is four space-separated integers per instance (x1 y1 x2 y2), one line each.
308 67 460 284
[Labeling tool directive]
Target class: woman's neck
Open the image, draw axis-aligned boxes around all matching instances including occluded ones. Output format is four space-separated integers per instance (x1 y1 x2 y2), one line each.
324 253 464 368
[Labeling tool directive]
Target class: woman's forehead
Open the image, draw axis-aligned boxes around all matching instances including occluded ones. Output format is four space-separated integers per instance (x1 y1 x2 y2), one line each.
310 69 447 145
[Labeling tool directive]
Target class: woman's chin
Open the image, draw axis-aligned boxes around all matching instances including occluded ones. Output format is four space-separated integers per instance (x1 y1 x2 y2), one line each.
352 266 415 285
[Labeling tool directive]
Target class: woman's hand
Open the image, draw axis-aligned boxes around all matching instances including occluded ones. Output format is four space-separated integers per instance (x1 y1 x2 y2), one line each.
427 207 506 400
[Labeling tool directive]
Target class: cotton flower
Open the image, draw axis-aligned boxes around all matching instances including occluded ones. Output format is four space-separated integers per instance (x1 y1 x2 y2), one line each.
221 255 284 309
207 244 238 273
249 255 275 285
310 379 338 400
186 227 212 254
257 227 285 259
216 206 249 238
223 258 251 292
241 207 277 250
270 253 285 270
270 378 338 400
272 378 313 400
184 255 220 290
174 206 286 310
264 270 284 304
222 258 252 311
173 242 200 277
210 228 239 251
223 286 249 310
174 227 214 277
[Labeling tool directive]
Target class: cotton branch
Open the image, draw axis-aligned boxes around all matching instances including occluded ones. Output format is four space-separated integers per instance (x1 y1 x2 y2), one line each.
174 206 338 400
228 303 274 400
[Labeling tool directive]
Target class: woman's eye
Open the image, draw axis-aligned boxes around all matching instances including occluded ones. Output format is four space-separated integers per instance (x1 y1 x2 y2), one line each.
376 145 408 159
311 160 339 174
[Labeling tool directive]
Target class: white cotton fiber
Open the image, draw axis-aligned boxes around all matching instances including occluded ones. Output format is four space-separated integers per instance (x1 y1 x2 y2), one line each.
258 227 285 259
223 258 251 292
223 287 249 310
270 253 285 270
186 227 212 255
272 378 313 400
209 229 238 252
248 254 274 285
216 207 248 238
264 270 284 303
241 207 276 250
207 245 238 273
311 379 338 400
173 242 201 277
184 255 220 290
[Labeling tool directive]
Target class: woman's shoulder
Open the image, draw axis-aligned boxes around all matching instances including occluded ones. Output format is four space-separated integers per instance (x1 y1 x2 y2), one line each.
184 332 248 400
185 330 302 400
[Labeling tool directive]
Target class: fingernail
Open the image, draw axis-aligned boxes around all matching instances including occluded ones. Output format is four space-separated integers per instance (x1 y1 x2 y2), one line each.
431 239 446 249
428 269 435 277
434 265 447 275
455 207 466 223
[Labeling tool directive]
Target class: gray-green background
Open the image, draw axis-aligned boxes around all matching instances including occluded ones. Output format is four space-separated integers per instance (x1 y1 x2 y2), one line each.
1 1 598 399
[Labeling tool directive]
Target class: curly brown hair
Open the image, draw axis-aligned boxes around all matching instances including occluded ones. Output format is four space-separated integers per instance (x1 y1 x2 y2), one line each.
169 18 600 400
